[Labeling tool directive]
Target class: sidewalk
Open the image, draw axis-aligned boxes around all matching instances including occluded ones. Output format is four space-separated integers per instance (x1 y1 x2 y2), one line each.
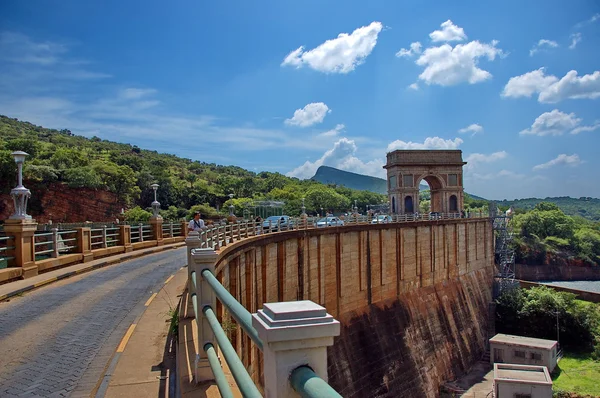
0 242 185 301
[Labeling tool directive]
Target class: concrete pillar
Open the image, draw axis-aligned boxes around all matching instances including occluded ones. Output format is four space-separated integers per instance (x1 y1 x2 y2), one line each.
3 218 38 278
76 227 93 262
180 220 188 238
252 300 341 397
118 225 133 252
191 248 218 382
149 216 163 246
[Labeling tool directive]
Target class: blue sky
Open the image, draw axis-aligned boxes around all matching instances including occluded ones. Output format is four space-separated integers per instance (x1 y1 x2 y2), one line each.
0 0 599 200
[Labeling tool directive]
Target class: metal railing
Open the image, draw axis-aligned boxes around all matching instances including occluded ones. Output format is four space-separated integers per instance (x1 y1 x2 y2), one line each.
34 229 77 258
130 224 152 243
91 225 119 249
190 265 341 397
162 222 182 238
0 235 15 265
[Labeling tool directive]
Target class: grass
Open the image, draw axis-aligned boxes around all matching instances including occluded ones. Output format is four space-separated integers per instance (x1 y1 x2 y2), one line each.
166 306 179 342
552 352 600 396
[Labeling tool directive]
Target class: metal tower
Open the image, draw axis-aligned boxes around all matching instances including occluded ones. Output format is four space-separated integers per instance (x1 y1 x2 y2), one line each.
489 201 517 296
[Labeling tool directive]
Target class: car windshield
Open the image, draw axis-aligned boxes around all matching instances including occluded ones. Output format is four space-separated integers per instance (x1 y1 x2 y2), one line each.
376 215 387 220
265 216 282 221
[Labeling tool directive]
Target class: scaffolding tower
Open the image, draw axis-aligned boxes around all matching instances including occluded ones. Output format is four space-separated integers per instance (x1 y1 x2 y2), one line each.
489 201 517 296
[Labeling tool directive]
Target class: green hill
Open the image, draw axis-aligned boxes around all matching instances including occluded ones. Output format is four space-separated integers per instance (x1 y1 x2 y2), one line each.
0 115 387 221
497 197 600 221
312 165 429 194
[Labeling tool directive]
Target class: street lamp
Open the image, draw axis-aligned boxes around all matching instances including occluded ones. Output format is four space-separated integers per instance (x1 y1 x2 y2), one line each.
320 207 323 217
301 197 306 216
9 151 32 220
150 183 161 217
228 193 235 216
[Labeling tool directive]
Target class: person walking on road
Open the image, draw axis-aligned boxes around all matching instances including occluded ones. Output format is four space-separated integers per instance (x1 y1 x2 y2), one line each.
188 212 206 232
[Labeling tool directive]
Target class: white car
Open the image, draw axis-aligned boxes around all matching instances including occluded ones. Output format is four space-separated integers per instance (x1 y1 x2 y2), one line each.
315 217 344 228
371 215 393 224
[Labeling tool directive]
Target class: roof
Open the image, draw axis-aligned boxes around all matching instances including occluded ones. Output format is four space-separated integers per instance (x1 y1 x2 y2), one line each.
489 333 557 350
494 364 552 385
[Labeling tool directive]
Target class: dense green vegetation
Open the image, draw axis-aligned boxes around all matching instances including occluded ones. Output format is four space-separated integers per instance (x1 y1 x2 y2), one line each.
498 197 600 222
0 116 386 220
312 165 388 194
510 202 600 265
496 286 600 397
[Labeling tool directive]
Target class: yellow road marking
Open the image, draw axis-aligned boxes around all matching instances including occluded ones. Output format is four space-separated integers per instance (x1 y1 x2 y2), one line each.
164 275 174 284
144 292 158 307
116 324 137 353
34 277 57 288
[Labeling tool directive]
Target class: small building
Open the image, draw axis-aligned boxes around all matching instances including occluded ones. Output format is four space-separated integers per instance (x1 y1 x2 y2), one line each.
490 333 558 372
493 363 552 398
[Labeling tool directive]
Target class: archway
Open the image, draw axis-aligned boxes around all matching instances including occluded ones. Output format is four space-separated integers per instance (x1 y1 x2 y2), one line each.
392 197 396 213
418 175 444 213
404 196 414 213
449 195 458 212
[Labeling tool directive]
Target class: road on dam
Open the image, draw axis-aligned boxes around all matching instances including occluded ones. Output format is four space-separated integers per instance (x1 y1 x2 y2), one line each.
0 247 186 398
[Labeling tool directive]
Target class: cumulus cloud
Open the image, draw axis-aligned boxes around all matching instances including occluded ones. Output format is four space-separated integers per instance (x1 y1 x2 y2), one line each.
464 151 508 171
429 20 467 42
519 109 599 136
395 42 422 57
286 138 385 179
408 83 419 90
502 68 600 103
533 154 582 171
529 39 559 56
284 102 331 127
281 22 383 74
458 123 483 135
386 137 463 151
569 33 582 49
318 124 345 137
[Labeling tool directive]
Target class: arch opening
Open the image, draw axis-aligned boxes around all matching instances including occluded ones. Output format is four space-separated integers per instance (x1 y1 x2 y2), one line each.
392 197 396 213
449 195 458 212
417 175 444 214
404 196 414 213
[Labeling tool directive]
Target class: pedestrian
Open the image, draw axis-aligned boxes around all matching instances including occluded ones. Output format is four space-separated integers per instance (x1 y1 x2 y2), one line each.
188 212 206 232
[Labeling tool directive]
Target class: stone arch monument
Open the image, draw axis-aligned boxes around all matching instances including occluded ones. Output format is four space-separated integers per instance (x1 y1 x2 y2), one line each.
384 150 467 214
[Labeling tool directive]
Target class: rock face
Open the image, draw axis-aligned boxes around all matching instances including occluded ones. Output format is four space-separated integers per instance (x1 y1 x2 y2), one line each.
0 183 125 223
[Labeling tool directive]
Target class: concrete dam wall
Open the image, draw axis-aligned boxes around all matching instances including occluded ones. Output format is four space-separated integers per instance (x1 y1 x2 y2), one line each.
213 218 495 397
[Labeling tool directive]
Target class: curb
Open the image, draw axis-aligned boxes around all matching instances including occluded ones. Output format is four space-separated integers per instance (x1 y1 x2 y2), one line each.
0 242 186 302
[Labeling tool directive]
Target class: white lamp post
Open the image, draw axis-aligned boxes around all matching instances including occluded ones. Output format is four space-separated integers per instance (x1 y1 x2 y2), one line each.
301 197 306 216
150 183 161 217
228 193 235 216
9 151 32 220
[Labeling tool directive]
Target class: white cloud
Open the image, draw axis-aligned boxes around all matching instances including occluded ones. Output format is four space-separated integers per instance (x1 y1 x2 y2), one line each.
120 88 157 100
318 124 345 137
467 169 526 181
533 154 582 171
571 122 600 135
286 138 385 179
575 13 600 28
395 41 422 57
529 39 558 56
284 102 331 127
519 109 580 136
502 68 600 103
415 40 504 86
569 33 582 49
386 136 463 151
458 123 483 135
408 83 419 90
465 151 508 171
281 21 383 74
429 20 467 42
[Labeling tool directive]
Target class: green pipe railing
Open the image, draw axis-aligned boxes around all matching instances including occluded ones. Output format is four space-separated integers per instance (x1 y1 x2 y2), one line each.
202 305 262 398
200 268 264 351
290 366 343 398
204 343 234 398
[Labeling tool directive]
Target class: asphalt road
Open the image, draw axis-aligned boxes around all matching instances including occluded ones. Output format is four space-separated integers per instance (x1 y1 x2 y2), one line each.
0 247 186 398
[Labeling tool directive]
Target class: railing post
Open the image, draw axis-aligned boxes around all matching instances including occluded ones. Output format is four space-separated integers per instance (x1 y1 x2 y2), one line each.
139 224 144 242
3 219 38 278
118 225 133 252
252 300 341 397
191 248 219 382
75 227 93 262
149 216 164 246
51 228 59 258
180 220 188 238
101 225 108 249
170 222 174 238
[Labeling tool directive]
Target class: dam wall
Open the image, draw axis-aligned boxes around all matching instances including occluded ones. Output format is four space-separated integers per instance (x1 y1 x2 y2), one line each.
213 218 495 397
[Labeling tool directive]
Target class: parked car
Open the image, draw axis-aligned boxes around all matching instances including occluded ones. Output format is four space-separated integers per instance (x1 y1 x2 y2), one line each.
428 212 441 220
371 215 393 224
315 217 344 228
262 215 294 231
